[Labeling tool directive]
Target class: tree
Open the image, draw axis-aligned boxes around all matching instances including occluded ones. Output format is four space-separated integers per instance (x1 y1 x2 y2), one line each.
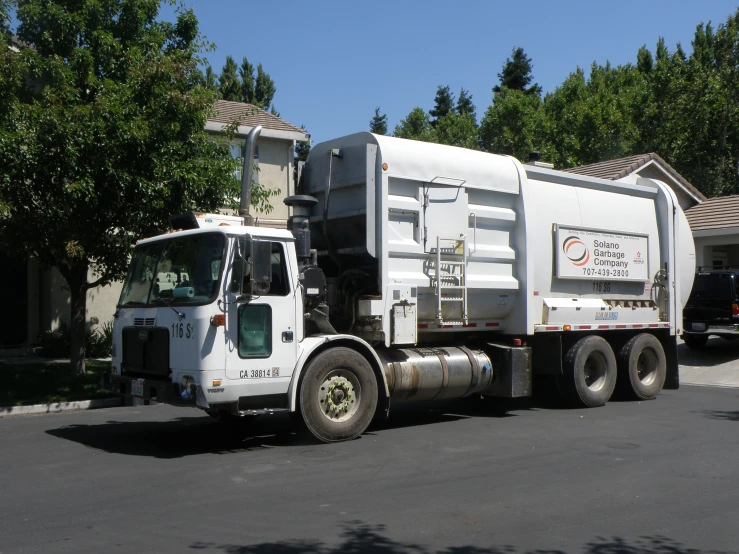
429 85 454 126
0 0 10 42
480 87 544 160
394 107 435 142
435 112 480 150
456 88 476 119
204 64 218 90
369 107 388 135
255 63 276 111
239 56 255 103
494 47 542 96
0 0 256 373
219 55 240 101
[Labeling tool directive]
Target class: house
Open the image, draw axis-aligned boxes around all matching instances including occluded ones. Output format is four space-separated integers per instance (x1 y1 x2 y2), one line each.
206 100 310 225
683 197 739 269
5 102 310 347
561 153 706 212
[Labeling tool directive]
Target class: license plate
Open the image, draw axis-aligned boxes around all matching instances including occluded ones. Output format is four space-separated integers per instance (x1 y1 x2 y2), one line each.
692 323 706 331
131 379 144 397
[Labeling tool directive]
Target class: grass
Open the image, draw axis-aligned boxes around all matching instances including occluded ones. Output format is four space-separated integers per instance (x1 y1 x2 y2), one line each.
0 361 115 407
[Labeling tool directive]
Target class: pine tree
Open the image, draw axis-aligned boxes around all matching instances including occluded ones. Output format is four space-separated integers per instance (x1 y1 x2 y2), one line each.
239 57 255 103
430 85 455 126
219 55 240 101
255 63 276 110
456 88 476 119
370 107 388 134
494 47 542 96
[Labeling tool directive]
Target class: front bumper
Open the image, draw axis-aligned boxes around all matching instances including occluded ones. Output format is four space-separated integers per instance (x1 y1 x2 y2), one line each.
108 374 199 407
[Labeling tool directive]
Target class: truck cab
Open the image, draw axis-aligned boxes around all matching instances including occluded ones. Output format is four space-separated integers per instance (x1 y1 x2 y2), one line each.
110 223 303 418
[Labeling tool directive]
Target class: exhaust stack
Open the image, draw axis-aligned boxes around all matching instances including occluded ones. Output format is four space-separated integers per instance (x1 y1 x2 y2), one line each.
239 125 262 225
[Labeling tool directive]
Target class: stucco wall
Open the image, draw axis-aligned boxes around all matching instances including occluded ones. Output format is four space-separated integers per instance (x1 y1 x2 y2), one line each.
629 165 697 212
41 266 122 333
694 235 739 268
230 136 294 221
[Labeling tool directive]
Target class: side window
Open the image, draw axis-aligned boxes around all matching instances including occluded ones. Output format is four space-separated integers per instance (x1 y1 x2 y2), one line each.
266 242 290 296
238 304 271 358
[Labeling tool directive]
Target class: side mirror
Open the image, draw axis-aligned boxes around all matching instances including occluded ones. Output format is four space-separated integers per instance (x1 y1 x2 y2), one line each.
230 237 248 294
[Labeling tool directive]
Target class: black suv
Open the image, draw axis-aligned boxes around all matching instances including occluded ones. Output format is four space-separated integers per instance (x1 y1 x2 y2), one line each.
682 267 739 349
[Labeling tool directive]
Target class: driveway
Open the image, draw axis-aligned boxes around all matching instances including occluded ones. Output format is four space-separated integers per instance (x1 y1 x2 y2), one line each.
678 336 739 388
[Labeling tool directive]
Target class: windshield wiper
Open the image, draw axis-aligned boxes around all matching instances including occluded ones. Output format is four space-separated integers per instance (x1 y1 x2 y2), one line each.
153 297 186 320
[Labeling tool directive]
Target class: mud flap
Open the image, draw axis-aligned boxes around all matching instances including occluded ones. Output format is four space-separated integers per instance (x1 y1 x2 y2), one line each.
663 334 679 390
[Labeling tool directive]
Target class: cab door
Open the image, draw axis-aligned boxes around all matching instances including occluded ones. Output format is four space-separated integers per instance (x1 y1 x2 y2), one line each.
225 239 299 401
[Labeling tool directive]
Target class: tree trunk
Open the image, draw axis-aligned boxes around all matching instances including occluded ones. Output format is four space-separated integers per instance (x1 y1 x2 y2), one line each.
63 261 90 375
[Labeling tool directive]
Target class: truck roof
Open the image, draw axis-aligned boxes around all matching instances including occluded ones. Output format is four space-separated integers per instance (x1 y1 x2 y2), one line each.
135 225 294 246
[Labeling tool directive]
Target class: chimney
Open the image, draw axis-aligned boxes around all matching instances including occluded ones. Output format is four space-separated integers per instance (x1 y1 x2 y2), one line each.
525 151 554 169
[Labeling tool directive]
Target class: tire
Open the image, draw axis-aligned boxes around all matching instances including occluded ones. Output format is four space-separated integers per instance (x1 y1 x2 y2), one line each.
618 333 666 400
299 347 378 443
683 333 708 350
558 335 617 407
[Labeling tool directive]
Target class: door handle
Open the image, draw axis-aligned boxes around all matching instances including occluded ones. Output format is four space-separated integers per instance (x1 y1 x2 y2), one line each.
282 331 294 343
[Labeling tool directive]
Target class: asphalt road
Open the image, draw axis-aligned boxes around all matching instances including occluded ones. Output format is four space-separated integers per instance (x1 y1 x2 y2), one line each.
0 386 737 554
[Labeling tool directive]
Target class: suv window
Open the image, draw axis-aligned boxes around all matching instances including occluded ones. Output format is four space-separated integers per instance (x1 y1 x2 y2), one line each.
690 274 733 299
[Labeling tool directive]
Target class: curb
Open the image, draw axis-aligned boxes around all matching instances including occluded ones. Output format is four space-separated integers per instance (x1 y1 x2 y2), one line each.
0 397 123 417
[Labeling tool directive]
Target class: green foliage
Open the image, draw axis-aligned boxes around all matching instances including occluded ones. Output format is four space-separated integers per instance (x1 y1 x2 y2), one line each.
0 0 245 371
394 107 435 142
435 113 480 150
0 360 112 407
494 47 542 96
255 63 276 111
40 320 113 359
456 88 476 119
219 55 240 101
239 57 255 103
370 106 388 135
480 87 543 159
430 85 454 125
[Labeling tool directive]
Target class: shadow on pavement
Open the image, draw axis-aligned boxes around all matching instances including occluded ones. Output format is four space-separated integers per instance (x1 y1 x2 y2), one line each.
189 522 735 553
678 338 739 368
45 396 543 458
696 409 739 422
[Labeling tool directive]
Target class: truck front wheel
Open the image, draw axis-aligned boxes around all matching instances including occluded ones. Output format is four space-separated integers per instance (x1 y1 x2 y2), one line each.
618 333 666 400
558 335 617 407
299 347 379 443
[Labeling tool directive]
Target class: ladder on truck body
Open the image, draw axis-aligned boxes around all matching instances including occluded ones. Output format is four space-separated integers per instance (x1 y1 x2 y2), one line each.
432 236 468 324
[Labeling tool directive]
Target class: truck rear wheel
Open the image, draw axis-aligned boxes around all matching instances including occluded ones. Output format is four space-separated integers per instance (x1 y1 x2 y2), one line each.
683 334 708 350
618 333 666 400
299 347 378 443
558 335 617 407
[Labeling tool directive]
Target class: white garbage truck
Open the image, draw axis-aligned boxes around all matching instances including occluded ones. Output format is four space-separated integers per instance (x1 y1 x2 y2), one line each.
109 131 696 442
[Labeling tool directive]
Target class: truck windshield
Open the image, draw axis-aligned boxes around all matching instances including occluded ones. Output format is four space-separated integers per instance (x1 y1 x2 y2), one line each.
118 233 226 307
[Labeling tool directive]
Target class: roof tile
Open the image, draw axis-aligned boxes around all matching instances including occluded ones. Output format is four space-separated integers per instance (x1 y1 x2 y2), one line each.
562 153 706 202
686 195 739 231
208 100 308 137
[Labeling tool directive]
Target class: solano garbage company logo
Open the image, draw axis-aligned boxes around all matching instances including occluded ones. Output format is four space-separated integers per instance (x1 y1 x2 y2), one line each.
563 236 590 266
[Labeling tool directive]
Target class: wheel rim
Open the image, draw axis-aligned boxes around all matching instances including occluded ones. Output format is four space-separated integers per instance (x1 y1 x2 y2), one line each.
583 352 607 392
317 369 362 423
636 348 658 386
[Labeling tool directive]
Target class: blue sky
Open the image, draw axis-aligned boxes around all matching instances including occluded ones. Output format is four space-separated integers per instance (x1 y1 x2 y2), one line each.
18 1 739 146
